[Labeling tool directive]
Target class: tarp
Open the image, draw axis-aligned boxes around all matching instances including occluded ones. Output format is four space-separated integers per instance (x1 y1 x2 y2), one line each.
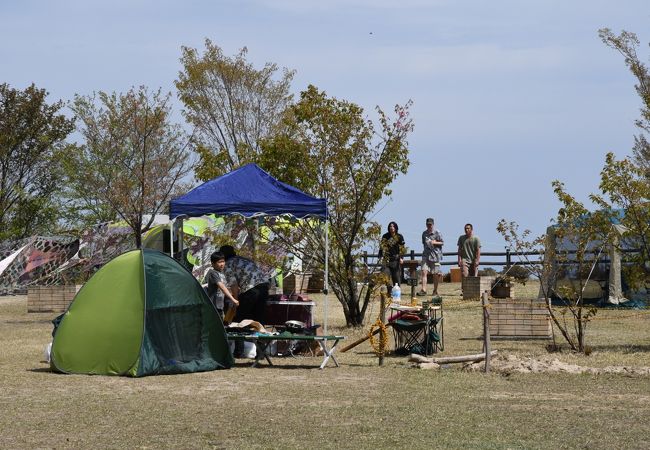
0 237 80 293
170 163 327 219
543 221 637 306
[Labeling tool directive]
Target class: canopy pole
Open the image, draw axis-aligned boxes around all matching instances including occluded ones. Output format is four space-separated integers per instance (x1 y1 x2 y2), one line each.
324 203 329 334
169 218 174 258
171 215 188 259
178 217 185 258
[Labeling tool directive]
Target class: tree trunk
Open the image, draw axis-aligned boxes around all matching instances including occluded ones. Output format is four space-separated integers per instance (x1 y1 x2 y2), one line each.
342 262 364 326
345 297 364 326
546 298 578 352
577 298 585 353
134 226 142 249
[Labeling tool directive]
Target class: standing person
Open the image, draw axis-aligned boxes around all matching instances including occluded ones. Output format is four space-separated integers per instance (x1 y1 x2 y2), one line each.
457 223 481 277
220 245 270 324
378 221 405 295
204 251 239 322
418 217 444 296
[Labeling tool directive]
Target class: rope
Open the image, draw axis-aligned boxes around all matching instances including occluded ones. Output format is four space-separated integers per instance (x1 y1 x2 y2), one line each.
429 298 650 320
577 245 605 306
438 303 650 331
572 310 650 322
368 318 389 356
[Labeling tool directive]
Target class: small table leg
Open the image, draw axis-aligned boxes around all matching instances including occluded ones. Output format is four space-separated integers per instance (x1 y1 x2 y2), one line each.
409 267 417 300
251 340 274 367
317 339 341 369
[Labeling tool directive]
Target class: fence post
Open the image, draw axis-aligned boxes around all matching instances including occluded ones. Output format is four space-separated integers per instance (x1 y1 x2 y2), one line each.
482 291 491 373
409 250 416 298
363 251 368 268
505 248 511 271
379 292 386 367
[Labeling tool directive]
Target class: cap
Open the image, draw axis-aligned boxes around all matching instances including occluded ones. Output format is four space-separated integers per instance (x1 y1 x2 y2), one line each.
426 218 434 225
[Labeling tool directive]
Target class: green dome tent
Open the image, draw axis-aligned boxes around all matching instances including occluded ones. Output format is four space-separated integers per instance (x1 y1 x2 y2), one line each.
51 249 233 376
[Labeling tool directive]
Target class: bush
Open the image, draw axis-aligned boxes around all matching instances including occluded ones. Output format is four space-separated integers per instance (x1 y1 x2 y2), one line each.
502 264 529 281
478 267 497 277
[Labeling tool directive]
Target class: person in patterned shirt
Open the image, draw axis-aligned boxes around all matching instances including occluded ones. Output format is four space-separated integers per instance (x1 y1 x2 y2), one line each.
418 217 444 296
220 245 270 323
378 221 405 296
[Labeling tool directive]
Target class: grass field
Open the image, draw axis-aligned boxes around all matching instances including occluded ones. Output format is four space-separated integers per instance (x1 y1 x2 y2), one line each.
1 281 650 449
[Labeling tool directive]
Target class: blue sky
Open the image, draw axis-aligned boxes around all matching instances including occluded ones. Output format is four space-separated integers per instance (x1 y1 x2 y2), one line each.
2 0 649 257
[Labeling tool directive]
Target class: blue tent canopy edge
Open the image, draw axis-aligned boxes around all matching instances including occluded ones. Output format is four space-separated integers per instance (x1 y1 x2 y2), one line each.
169 163 327 219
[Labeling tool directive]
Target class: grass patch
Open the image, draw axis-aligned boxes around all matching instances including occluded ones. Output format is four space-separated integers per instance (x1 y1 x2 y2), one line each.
1 281 649 449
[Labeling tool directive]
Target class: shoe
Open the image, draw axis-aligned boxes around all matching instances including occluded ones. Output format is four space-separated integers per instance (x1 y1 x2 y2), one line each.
416 290 427 296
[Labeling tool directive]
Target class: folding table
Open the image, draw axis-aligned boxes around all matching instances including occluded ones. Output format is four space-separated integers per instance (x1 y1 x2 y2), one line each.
226 333 345 369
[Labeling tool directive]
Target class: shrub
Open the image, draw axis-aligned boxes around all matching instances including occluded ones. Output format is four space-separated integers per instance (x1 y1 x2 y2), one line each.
478 267 497 277
502 264 529 281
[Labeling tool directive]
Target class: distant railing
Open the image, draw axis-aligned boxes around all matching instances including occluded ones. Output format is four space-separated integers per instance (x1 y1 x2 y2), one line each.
361 248 543 270
361 247 633 271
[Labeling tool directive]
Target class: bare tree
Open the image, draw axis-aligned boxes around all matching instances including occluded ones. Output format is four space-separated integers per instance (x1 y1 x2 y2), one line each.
176 40 295 181
497 181 610 353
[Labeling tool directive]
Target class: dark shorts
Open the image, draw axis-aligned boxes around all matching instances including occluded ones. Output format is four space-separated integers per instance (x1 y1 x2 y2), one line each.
233 283 269 323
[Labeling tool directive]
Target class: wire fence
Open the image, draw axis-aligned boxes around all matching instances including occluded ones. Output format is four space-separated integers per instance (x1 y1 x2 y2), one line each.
396 297 650 322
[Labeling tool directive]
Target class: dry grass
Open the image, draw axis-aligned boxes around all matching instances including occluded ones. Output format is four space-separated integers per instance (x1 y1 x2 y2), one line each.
1 281 650 449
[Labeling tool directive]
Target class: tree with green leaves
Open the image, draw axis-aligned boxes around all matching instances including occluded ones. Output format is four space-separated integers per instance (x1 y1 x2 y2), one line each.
599 28 650 176
496 28 650 353
590 153 650 289
66 86 193 248
259 85 414 326
176 40 295 181
594 29 650 287
0 83 75 239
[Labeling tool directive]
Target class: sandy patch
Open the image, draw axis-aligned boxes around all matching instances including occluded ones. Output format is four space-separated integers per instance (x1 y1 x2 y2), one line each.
465 353 650 375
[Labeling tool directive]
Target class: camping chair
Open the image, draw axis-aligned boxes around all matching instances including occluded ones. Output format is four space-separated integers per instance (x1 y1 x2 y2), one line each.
429 295 444 352
392 316 442 356
427 316 443 353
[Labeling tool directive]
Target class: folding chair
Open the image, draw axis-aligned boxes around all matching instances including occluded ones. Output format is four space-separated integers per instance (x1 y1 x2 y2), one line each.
429 295 444 353
390 319 422 355
426 316 443 353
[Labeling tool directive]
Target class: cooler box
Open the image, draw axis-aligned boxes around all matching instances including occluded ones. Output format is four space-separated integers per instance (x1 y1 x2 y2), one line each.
265 296 314 327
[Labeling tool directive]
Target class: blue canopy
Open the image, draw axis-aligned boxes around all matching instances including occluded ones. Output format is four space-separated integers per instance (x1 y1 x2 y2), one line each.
170 163 327 219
